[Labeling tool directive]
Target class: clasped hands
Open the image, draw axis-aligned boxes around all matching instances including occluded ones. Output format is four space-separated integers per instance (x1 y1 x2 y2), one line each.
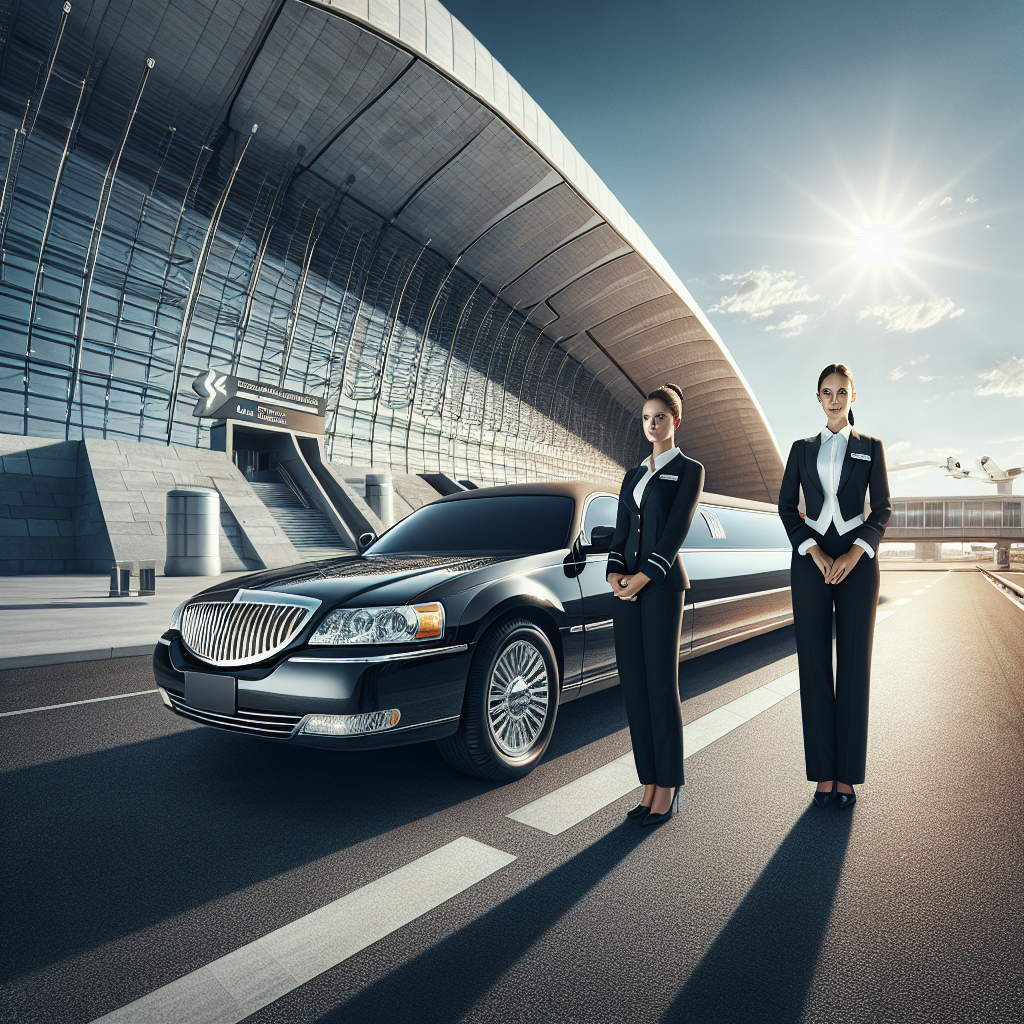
808 543 863 585
607 571 650 600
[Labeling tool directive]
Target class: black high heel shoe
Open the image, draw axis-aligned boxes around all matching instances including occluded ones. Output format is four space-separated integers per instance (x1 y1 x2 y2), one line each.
836 784 856 810
813 781 836 808
642 787 679 826
626 799 652 820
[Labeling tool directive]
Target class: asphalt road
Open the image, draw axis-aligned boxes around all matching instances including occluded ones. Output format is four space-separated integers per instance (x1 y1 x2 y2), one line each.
1 570 1021 1023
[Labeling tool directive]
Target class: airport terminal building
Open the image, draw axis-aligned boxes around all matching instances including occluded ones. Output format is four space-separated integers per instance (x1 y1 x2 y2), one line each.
0 0 784 573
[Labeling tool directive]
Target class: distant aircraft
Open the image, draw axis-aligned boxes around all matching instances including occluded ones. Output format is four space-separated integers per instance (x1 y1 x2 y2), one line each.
888 455 1021 494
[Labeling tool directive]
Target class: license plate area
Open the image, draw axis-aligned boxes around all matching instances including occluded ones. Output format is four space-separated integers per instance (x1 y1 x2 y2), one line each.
184 671 236 714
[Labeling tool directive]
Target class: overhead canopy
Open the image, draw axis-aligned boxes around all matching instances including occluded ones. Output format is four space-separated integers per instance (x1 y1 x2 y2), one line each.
9 0 783 500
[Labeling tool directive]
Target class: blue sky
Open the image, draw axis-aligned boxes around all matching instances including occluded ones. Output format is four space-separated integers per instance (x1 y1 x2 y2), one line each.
443 0 1023 497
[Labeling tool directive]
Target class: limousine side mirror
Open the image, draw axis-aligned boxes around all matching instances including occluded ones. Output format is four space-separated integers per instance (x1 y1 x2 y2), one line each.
587 525 614 553
356 531 376 553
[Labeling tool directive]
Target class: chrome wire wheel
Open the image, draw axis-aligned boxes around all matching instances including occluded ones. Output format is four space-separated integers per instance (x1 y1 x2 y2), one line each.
486 638 551 756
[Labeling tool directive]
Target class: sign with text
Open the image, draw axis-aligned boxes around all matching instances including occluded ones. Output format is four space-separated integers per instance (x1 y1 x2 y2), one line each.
191 370 325 435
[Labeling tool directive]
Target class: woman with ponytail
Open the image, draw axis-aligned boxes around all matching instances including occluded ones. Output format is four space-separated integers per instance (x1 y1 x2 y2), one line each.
778 364 891 809
606 383 704 825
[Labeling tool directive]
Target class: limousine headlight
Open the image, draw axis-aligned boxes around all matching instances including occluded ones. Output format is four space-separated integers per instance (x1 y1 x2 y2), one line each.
168 601 187 632
309 602 444 645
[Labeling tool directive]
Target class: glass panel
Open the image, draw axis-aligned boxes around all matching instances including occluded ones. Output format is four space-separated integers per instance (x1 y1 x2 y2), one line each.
925 501 943 528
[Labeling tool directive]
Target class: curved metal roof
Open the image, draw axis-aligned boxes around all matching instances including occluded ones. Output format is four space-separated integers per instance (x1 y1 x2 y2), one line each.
19 0 783 500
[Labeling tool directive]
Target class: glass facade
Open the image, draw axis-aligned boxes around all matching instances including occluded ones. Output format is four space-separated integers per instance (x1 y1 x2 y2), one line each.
0 1 653 485
890 499 1023 533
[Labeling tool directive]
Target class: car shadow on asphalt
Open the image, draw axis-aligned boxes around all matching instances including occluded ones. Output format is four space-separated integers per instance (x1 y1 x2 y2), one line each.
0 724 495 984
658 805 853 1022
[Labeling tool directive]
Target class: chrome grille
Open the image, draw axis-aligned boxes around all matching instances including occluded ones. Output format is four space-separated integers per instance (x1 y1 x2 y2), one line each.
180 590 321 667
167 693 303 737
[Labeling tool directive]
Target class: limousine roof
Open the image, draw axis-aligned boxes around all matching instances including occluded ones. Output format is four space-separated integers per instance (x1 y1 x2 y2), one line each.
435 481 780 514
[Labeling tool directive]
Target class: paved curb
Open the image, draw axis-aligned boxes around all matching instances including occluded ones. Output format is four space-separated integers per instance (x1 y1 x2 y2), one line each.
0 645 154 671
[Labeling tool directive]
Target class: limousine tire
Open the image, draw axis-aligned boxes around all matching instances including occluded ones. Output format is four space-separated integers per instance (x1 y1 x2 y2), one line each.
437 617 559 780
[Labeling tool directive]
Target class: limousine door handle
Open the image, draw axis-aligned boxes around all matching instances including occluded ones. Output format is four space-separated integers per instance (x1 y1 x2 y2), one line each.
584 619 614 632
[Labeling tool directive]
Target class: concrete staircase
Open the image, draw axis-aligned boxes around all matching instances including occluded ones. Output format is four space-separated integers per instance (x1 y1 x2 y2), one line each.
249 481 352 561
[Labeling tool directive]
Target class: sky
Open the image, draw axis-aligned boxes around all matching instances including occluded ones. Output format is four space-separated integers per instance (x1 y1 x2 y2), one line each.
442 0 1023 498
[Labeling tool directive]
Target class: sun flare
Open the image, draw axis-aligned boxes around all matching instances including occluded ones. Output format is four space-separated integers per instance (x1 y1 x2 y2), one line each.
856 222 900 264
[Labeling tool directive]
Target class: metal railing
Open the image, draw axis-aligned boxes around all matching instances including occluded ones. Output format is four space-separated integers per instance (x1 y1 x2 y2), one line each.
975 565 1024 598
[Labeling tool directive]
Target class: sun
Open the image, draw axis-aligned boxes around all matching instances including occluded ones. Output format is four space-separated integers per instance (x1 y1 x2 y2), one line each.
856 222 900 264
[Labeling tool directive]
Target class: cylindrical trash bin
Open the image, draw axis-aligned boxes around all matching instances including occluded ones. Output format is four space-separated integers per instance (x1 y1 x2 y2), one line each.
165 487 221 575
365 471 394 529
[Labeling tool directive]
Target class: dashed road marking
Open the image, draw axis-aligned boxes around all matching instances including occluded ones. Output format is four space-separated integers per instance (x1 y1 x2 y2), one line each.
90 837 516 1024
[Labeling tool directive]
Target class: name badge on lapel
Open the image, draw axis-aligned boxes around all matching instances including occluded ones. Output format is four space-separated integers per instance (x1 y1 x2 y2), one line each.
851 453 871 461
662 474 678 481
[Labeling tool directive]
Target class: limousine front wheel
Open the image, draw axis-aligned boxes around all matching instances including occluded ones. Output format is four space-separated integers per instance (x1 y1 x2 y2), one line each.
437 618 558 780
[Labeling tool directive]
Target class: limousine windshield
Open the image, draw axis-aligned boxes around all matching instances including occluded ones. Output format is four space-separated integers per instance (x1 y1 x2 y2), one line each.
369 494 575 555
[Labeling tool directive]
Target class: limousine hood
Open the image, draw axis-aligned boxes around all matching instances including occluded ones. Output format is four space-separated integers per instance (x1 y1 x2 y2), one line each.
191 553 516 608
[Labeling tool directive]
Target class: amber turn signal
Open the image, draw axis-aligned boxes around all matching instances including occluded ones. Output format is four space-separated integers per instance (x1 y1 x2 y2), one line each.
413 602 445 640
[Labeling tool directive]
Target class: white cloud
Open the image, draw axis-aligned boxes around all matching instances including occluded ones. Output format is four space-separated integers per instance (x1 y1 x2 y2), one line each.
887 440 912 452
939 196 952 207
708 268 818 318
985 224 993 230
918 374 935 382
889 367 906 381
966 195 978 203
764 312 810 337
976 356 1024 397
858 296 965 333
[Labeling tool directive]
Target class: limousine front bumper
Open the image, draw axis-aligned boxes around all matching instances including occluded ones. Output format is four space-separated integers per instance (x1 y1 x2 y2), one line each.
152 634 473 749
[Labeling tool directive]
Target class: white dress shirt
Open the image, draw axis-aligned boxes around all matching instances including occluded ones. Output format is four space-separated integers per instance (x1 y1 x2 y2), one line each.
633 446 681 506
798 424 874 558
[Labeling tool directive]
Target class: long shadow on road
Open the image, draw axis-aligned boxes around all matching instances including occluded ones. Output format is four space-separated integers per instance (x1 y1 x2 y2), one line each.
660 806 852 1023
314 822 652 1024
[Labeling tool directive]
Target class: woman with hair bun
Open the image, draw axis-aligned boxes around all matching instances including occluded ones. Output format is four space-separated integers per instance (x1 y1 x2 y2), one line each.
778 363 891 810
606 383 704 825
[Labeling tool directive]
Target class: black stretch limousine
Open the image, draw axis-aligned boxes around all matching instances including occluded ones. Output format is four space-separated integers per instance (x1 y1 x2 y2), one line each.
154 482 792 779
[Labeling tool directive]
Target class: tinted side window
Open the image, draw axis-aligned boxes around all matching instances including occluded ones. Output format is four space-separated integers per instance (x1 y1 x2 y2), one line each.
583 495 618 541
370 495 575 554
715 507 789 547
681 508 713 547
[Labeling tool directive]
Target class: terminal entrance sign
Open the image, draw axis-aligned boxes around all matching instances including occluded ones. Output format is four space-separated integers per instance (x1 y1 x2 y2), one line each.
191 370 325 434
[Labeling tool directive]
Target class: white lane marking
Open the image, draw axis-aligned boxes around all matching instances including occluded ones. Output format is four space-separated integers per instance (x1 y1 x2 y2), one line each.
912 589 925 595
509 671 802 835
0 690 158 718
90 837 515 1024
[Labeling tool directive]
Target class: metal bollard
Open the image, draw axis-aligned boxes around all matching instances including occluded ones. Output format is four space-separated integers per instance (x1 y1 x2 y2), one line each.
138 561 156 595
108 562 133 597
365 471 394 529
165 488 221 575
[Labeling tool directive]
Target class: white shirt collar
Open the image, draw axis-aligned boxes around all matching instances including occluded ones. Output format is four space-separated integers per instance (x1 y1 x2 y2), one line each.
646 446 680 471
819 423 852 443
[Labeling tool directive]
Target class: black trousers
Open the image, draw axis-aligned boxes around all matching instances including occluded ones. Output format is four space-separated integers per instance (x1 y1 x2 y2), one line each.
791 524 879 785
612 587 685 787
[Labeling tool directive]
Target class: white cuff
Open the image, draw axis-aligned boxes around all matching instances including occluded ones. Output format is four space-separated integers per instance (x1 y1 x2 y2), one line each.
797 538 817 556
853 538 875 558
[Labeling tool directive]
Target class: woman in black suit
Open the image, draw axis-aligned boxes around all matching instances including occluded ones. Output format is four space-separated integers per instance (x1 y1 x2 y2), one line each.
606 383 704 825
778 363 891 809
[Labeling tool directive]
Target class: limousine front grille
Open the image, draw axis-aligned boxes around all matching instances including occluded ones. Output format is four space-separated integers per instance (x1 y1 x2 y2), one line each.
167 692 303 737
180 591 321 667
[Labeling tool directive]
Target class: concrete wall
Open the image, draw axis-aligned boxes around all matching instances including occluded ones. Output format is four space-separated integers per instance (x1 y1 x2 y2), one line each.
0 434 301 574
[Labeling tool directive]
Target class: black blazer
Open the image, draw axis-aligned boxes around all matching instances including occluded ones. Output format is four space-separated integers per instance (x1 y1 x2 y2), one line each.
778 429 891 554
606 452 704 591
